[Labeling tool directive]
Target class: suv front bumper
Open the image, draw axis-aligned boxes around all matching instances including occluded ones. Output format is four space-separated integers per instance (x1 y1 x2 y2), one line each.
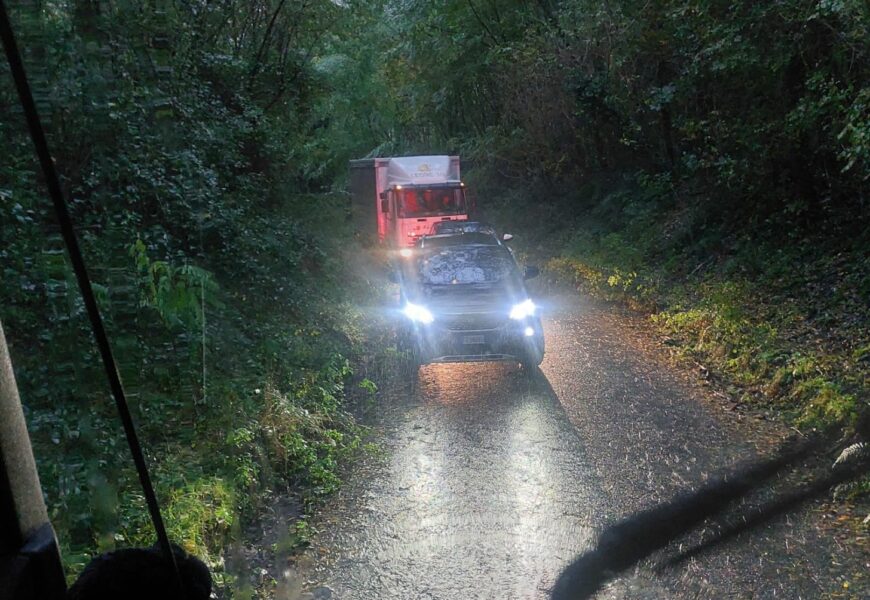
409 317 544 365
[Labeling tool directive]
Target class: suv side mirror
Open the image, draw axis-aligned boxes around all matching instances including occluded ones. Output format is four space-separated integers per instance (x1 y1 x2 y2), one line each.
502 233 513 242
523 265 540 280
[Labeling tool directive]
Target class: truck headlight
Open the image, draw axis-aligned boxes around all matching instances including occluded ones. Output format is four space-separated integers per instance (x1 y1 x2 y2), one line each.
509 299 536 320
403 302 434 324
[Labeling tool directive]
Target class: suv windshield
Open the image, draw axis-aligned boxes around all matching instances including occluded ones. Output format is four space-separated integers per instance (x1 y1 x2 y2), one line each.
418 245 516 285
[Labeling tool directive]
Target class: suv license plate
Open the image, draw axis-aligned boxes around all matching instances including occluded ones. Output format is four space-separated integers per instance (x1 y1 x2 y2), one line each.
463 335 485 345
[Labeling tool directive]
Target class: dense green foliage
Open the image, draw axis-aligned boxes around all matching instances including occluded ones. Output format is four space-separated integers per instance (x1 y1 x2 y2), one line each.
1 1 370 593
2 0 868 596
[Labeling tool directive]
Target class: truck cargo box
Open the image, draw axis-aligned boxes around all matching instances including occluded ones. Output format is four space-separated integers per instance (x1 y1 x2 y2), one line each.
349 158 387 244
349 155 463 246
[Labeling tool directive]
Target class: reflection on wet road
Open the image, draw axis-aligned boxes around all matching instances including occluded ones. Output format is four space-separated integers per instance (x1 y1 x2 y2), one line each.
306 363 607 598
300 295 841 599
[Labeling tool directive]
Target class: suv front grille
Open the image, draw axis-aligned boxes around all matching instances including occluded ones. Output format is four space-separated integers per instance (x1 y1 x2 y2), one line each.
439 313 506 331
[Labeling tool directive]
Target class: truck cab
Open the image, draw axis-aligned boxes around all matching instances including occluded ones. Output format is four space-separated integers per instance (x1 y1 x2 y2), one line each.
350 155 472 248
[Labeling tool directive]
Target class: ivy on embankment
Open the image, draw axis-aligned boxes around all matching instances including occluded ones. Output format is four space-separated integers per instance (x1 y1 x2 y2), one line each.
6 193 367 589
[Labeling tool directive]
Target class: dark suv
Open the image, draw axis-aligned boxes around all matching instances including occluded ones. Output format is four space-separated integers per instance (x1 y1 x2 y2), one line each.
397 242 544 367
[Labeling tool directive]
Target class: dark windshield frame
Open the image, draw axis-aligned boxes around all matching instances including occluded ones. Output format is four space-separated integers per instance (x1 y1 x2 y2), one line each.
432 221 496 236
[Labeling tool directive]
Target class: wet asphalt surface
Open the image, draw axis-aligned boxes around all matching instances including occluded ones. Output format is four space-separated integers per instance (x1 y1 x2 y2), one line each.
295 293 859 599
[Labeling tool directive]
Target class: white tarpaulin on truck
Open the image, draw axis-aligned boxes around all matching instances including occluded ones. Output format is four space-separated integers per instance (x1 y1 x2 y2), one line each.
386 156 459 185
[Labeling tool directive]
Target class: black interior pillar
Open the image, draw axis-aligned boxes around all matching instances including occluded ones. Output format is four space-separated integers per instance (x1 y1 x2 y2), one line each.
0 320 66 600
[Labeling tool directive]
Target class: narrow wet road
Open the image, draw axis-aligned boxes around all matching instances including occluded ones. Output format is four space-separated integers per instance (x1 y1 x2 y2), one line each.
304 362 615 599
296 294 849 599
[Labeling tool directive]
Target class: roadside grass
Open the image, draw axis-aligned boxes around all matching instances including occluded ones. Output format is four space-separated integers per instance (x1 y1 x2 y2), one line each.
480 176 868 477
547 243 867 436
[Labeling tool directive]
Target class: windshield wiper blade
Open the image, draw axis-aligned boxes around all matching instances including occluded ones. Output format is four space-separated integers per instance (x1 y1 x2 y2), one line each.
550 436 862 600
659 450 869 570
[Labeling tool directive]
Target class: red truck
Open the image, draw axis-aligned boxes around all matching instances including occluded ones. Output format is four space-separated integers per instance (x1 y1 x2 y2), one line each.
349 155 471 248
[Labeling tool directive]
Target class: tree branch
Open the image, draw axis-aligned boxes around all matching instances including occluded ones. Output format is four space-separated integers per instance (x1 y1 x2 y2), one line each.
248 0 288 85
465 0 501 46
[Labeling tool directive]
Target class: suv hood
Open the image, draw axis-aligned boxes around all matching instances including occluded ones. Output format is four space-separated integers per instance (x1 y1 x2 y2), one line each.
418 283 523 314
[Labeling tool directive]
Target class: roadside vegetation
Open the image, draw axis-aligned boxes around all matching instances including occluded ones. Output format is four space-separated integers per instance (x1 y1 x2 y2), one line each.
544 188 867 433
1 2 375 594
1 1 867 597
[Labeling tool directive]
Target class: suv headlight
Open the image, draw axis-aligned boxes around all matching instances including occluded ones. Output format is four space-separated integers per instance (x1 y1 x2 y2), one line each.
403 302 434 324
509 299 536 320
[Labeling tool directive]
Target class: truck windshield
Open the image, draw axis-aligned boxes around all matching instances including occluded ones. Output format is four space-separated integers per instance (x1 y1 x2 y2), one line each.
397 187 466 218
